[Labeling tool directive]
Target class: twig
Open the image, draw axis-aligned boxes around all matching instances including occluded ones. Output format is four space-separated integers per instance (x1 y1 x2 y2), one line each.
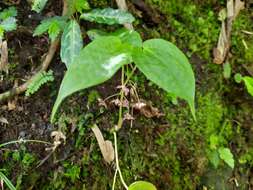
0 0 68 102
36 149 54 168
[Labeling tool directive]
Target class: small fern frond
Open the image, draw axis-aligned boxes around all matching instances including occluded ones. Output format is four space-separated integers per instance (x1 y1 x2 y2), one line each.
26 70 54 96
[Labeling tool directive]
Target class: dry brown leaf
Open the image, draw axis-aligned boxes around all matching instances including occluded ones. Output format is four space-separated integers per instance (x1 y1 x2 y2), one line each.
8 100 16 111
111 98 129 108
132 102 146 110
213 0 244 64
98 98 108 108
91 124 114 163
234 0 244 19
123 113 135 121
213 21 229 64
0 40 9 73
117 85 130 96
132 100 164 118
46 131 66 152
51 131 66 143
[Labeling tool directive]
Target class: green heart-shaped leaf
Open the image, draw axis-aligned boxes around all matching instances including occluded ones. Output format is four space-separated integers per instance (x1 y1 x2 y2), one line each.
129 181 157 190
133 39 196 118
51 36 132 122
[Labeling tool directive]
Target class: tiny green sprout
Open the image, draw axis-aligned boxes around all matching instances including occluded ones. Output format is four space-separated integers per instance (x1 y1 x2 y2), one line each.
234 73 243 83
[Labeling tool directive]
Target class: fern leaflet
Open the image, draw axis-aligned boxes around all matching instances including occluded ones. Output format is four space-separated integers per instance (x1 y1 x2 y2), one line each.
26 70 54 96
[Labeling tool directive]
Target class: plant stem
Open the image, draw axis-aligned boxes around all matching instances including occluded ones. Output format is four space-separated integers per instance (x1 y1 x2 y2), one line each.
117 66 125 130
113 1 133 189
124 66 137 86
113 132 128 190
112 168 118 190
0 139 52 148
104 93 120 102
112 66 130 190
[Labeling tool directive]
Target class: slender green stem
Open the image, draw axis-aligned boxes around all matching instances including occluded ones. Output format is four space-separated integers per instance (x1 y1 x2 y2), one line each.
104 93 120 102
113 132 128 190
117 66 125 130
116 65 136 131
112 165 118 190
123 66 137 87
0 139 52 148
112 66 130 190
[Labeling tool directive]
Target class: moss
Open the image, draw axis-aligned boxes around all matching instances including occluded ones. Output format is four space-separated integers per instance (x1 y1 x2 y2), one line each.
143 0 221 60
231 11 253 65
147 90 234 188
88 0 109 8
87 90 100 107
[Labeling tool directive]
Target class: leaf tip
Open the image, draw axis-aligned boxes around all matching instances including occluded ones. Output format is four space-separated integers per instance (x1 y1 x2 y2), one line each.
189 101 196 121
